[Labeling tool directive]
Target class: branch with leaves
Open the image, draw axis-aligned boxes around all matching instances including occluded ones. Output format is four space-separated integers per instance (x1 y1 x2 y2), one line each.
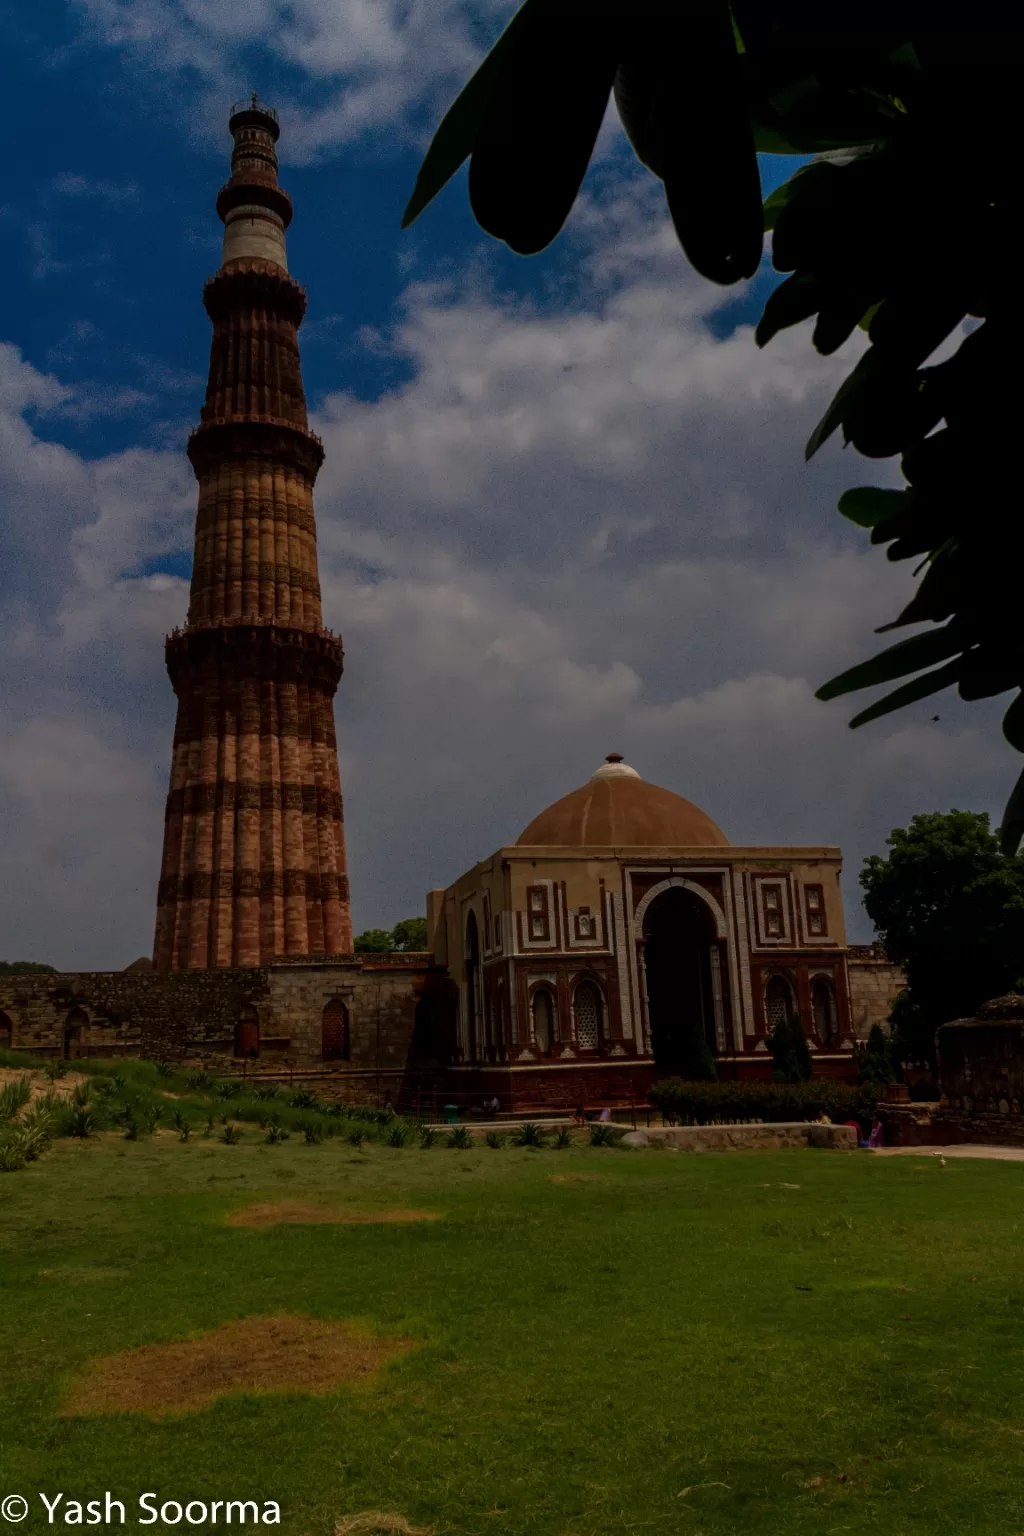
403 1 1019 845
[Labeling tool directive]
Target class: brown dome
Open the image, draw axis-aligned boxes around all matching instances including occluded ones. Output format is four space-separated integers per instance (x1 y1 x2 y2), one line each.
516 756 728 848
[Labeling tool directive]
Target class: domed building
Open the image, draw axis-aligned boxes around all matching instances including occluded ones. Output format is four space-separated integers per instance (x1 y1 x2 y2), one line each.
426 755 857 1106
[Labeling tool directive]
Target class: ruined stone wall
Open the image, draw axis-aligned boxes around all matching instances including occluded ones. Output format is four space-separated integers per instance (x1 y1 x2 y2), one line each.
0 969 268 1059
259 955 435 1070
846 944 905 1040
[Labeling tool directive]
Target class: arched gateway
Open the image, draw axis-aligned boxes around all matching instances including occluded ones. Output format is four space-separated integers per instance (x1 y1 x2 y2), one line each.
642 886 725 1075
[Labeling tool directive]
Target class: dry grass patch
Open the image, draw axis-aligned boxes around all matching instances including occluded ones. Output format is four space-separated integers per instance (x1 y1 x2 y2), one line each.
548 1173 608 1186
335 1515 433 1536
0 1067 85 1104
225 1201 440 1228
61 1314 415 1418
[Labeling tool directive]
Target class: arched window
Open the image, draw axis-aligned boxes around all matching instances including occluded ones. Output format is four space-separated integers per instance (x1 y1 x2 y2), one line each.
532 987 555 1057
0 1010 12 1051
491 982 505 1057
764 975 796 1033
465 912 480 1061
811 977 838 1046
322 998 350 1061
574 982 602 1051
63 1006 88 1060
234 1005 260 1059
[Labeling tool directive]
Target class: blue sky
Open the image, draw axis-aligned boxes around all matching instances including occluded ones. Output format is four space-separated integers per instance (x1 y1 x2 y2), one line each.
0 0 1007 967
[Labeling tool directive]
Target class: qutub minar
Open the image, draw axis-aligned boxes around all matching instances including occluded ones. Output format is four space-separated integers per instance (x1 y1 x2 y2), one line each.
154 98 352 971
0 103 904 1102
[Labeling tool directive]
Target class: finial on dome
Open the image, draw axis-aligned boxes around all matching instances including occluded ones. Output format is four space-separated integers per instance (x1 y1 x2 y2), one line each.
591 753 641 781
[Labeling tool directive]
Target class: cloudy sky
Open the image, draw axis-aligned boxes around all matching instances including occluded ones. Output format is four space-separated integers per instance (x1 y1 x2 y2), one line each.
0 0 1007 968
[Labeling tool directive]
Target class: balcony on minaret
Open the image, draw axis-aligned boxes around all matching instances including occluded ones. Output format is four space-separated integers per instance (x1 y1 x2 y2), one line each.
217 96 292 272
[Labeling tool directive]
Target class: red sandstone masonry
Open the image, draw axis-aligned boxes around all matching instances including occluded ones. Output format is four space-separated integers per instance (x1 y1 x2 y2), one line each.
153 103 352 970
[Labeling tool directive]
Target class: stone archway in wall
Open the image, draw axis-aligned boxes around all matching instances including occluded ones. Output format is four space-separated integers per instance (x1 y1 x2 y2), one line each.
0 1010 12 1051
640 887 725 1075
322 998 350 1061
234 1005 260 1059
63 1007 89 1060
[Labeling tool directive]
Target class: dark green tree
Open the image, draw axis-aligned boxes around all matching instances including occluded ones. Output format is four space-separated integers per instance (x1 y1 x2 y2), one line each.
352 918 431 954
769 1013 813 1083
0 961 56 975
858 1022 896 1085
390 917 429 951
352 928 393 954
860 810 1024 1063
403 4 1021 843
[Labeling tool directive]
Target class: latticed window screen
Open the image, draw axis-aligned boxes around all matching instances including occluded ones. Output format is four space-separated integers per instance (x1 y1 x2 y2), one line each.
765 977 793 1032
575 984 600 1049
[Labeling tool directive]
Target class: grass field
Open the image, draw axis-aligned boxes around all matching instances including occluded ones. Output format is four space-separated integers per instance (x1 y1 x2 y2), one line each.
3 1066 1024 1536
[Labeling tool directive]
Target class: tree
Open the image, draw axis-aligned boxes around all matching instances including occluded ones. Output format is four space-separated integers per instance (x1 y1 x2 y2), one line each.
0 961 56 975
858 1022 896 1086
353 928 393 954
769 1014 813 1084
860 810 1024 1063
403 5 1021 844
391 917 429 951
352 918 430 954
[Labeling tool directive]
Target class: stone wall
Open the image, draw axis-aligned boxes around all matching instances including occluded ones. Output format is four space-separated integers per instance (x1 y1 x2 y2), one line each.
0 969 269 1059
847 943 905 1040
880 996 1024 1147
0 956 442 1073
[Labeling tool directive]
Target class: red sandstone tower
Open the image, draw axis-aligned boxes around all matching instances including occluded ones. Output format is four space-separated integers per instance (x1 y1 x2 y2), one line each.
154 98 352 970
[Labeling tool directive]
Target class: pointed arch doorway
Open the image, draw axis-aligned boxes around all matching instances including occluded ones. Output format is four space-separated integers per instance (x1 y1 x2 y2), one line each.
642 887 724 1076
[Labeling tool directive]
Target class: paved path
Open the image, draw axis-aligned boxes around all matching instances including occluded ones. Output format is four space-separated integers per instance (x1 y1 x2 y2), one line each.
877 1144 1024 1162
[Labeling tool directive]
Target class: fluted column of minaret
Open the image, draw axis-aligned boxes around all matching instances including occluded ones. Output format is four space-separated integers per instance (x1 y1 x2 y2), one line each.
154 99 352 971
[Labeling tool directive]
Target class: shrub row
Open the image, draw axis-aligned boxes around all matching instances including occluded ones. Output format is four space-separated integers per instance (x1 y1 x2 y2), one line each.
647 1078 883 1131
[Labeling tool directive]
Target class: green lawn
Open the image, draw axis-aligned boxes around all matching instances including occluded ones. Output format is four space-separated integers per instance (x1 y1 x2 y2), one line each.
3 1100 1024 1536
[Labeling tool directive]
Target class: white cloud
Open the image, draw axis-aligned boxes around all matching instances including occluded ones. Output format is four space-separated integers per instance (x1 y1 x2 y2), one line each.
74 0 518 158
0 196 1014 968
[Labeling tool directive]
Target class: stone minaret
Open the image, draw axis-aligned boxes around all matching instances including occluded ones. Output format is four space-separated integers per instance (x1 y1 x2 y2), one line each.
154 98 351 971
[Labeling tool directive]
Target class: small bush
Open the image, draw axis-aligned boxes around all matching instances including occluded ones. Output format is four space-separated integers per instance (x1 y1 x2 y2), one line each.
265 1123 290 1144
646 1078 882 1131
65 1107 96 1139
172 1109 192 1142
0 1140 26 1173
290 1089 319 1110
511 1122 544 1148
0 1076 32 1122
155 1061 176 1079
71 1081 92 1108
43 1060 68 1082
301 1120 324 1145
553 1127 574 1149
203 1115 215 1138
419 1127 437 1149
214 1080 241 1100
447 1126 472 1149
187 1071 212 1090
589 1123 620 1147
254 1084 280 1101
123 1117 139 1141
346 1128 366 1148
485 1130 505 1149
220 1124 242 1144
386 1122 410 1147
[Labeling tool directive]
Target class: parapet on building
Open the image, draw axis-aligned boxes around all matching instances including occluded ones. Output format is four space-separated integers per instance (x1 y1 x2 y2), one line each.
0 104 905 1108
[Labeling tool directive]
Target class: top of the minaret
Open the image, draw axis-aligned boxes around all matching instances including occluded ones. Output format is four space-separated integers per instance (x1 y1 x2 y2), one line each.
217 95 291 272
228 94 280 141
